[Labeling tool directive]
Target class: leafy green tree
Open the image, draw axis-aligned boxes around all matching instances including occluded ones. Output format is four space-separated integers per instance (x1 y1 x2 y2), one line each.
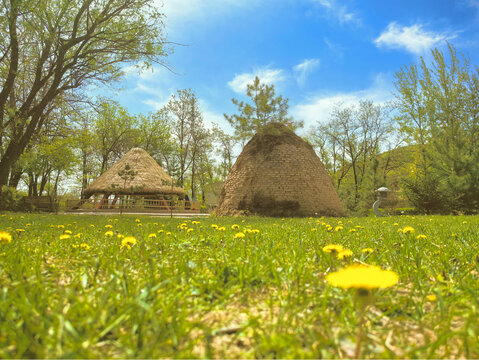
224 76 302 145
395 44 479 213
309 100 393 213
0 0 169 191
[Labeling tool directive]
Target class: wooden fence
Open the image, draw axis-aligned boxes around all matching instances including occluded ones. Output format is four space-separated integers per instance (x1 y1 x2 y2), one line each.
65 198 201 213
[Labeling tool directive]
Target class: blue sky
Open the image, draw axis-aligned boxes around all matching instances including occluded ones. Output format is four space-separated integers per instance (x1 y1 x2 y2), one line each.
104 0 479 134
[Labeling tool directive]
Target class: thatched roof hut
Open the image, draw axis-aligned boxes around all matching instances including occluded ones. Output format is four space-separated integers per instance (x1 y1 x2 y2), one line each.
83 147 185 198
216 123 345 217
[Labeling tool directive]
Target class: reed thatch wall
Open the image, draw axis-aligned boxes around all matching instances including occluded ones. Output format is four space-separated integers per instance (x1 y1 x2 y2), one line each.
83 148 185 197
216 123 345 217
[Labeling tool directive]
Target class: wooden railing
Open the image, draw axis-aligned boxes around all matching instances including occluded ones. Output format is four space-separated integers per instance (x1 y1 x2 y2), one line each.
66 198 201 213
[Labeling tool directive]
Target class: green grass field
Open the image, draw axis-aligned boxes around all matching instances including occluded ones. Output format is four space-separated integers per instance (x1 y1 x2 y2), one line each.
0 213 478 358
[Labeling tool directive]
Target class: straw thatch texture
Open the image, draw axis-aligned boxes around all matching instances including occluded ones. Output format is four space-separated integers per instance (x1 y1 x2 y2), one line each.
83 148 185 197
216 123 345 217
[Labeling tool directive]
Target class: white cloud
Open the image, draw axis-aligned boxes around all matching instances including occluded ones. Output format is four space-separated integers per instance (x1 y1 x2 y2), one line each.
292 73 393 128
293 58 320 86
311 0 360 25
157 0 262 34
374 22 456 55
228 67 286 94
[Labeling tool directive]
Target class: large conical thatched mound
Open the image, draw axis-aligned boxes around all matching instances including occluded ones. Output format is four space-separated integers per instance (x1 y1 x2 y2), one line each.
83 148 185 197
216 123 345 217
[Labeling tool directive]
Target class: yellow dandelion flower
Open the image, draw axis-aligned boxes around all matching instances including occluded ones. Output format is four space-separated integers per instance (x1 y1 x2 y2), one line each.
326 225 333 232
57 225 65 229
416 234 427 240
312 228 318 232
80 243 91 250
117 234 124 239
326 264 399 290
105 231 114 237
121 236 137 249
0 231 12 244
26 223 31 227
451 233 456 238
74 233 82 238
462 221 468 224
65 230 72 234
361 248 374 254
426 294 437 302
192 221 200 225
393 223 399 226
349 228 357 233
90 224 95 227
402 226 415 234
337 249 354 260
16 229 25 232
166 232 172 236
335 225 343 232
158 229 164 233
322 244 344 254
137 223 142 227
234 232 245 239
59 234 71 240
148 233 157 238
186 228 194 234
218 226 226 231
105 224 113 229
231 224 240 230
211 224 218 229
252 229 259 234
135 219 141 223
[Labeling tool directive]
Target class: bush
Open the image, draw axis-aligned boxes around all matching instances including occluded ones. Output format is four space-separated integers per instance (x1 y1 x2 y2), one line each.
0 186 32 211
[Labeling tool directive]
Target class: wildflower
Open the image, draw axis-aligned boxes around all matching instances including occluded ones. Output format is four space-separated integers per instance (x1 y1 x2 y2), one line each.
135 219 141 223
192 221 200 225
335 225 343 232
186 228 194 234
349 228 357 233
105 231 114 237
337 249 353 260
312 228 317 232
252 229 260 234
59 234 71 240
16 229 25 233
166 232 172 236
326 264 399 290
148 233 157 238
74 233 82 238
26 223 31 227
158 229 164 234
416 234 427 240
178 223 187 230
121 236 137 249
451 233 456 238
90 224 95 227
137 223 142 227
393 223 399 226
402 226 415 234
80 243 91 250
211 224 218 229
117 234 124 239
65 230 72 234
57 225 65 229
231 224 240 230
361 248 374 254
426 294 437 302
0 231 12 244
218 226 226 231
463 221 468 224
234 232 245 239
322 244 344 254
326 225 333 232
105 224 113 229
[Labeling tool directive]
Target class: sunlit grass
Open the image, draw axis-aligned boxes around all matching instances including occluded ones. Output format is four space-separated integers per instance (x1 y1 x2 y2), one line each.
0 213 478 358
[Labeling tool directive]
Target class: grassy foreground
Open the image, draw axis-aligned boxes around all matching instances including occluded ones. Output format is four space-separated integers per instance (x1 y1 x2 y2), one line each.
0 213 478 358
